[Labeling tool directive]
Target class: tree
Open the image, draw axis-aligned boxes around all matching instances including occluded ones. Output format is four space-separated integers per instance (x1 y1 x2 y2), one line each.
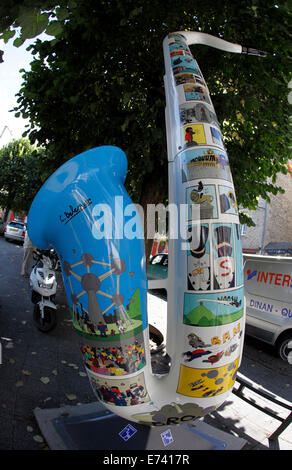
0 0 62 54
0 138 46 220
1 1 292 257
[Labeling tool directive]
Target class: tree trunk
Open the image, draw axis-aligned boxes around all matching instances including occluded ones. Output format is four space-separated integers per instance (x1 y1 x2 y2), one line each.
138 169 168 265
3 207 10 224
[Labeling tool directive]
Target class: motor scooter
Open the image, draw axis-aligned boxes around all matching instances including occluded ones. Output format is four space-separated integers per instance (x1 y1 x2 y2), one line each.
29 249 58 332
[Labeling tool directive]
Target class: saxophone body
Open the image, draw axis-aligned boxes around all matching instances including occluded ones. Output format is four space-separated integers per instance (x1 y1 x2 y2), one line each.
26 32 266 426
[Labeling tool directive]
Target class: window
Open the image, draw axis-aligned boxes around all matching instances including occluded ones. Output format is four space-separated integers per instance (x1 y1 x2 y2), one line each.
9 222 25 230
151 254 164 265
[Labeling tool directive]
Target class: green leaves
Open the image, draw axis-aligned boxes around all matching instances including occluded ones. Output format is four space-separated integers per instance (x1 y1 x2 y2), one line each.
0 139 46 214
0 3 70 54
45 21 63 37
1 28 15 43
15 8 50 40
13 37 25 48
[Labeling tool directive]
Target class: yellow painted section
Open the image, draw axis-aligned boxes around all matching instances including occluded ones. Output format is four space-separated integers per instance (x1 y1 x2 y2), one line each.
182 124 206 145
177 356 240 398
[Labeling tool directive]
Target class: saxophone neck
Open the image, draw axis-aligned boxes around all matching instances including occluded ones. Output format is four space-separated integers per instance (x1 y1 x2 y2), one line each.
169 31 267 57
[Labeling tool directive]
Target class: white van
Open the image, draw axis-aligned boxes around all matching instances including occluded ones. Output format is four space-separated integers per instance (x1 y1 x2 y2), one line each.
244 254 292 362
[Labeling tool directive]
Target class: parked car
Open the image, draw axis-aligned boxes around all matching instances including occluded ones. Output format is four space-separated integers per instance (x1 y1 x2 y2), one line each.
147 253 168 280
4 220 26 243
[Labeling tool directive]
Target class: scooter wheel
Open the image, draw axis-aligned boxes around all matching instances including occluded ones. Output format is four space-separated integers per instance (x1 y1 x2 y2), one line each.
33 305 57 332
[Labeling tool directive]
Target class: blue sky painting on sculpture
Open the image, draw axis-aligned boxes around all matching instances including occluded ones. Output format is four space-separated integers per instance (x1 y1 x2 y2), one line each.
27 145 148 342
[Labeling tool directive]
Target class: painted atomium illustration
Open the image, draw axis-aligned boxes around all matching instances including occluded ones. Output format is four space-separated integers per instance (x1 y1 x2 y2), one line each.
63 253 133 336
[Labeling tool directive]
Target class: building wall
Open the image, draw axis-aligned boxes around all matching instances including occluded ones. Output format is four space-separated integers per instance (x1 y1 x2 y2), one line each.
264 170 292 245
241 165 292 253
241 199 267 253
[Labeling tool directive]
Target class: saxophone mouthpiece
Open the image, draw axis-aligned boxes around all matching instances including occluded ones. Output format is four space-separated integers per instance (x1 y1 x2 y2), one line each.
242 46 268 57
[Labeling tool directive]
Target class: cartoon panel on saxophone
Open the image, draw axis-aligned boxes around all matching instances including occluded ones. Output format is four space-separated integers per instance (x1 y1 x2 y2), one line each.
219 185 238 216
182 123 207 148
213 223 235 290
170 48 193 59
80 332 146 376
186 182 218 221
181 148 232 183
183 84 211 104
186 223 242 292
180 102 219 128
87 370 151 407
186 224 211 291
181 319 243 368
169 41 189 54
171 55 202 77
175 74 206 87
177 357 240 398
62 251 145 341
210 126 225 149
183 288 244 327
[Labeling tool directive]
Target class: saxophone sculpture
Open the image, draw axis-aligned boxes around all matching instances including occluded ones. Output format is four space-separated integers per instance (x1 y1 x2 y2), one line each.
27 32 266 426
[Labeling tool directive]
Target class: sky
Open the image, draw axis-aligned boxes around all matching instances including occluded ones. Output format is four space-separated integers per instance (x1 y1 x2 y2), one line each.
0 36 43 147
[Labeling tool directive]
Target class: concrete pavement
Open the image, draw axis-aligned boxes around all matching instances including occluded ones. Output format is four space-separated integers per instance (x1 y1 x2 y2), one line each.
0 238 97 450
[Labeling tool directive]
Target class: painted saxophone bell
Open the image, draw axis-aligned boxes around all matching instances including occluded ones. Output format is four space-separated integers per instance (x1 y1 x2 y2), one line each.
27 32 265 426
